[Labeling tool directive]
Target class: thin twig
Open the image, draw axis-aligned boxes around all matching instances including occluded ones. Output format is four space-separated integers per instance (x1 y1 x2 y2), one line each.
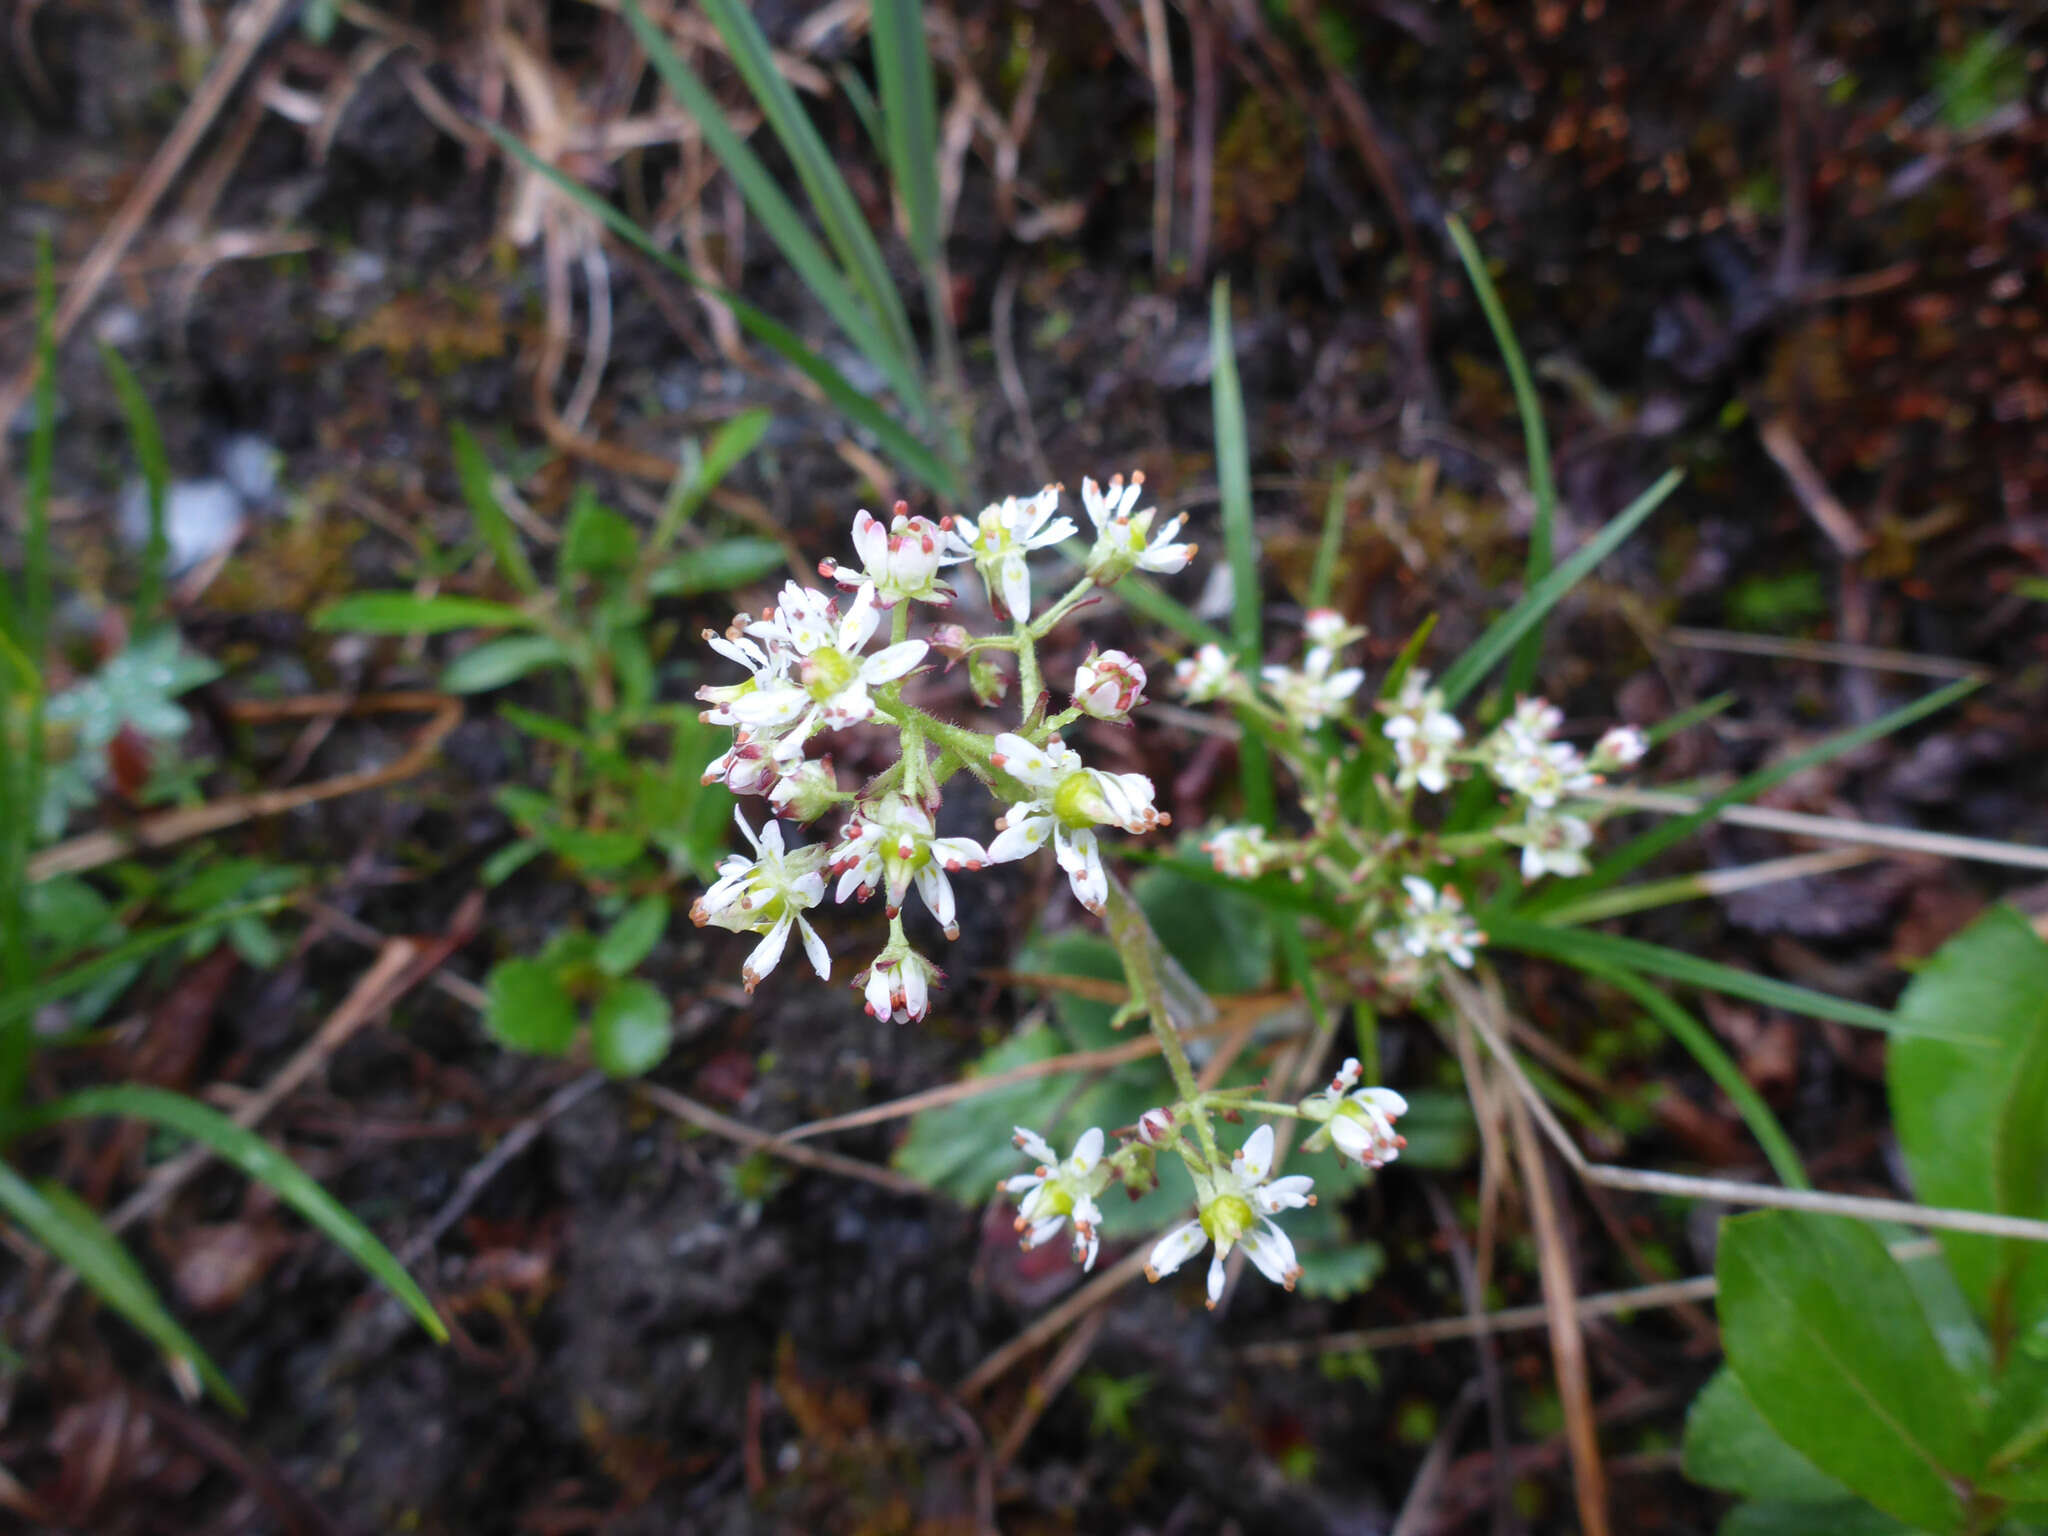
1757 416 1868 558
991 261 1051 488
1135 0 1177 281
1664 626 1988 680
958 1246 1151 1402
1390 1380 1485 1536
991 1307 1107 1471
635 1084 927 1197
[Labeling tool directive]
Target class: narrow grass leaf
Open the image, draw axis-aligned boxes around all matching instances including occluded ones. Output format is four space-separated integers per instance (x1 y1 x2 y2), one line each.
1446 216 1556 699
1526 675 1980 915
1307 467 1347 610
100 345 171 624
0 900 288 1024
871 0 940 269
1485 916 1923 1036
14 1085 448 1342
1438 467 1682 708
1209 278 1274 823
490 126 957 498
0 1163 242 1410
451 423 539 595
315 592 536 635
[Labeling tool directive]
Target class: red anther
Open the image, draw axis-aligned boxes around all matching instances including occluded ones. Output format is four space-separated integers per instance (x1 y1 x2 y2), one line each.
892 499 910 516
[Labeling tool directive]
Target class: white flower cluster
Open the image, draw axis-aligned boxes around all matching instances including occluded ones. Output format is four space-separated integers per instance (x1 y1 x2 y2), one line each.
690 481 1180 1016
1485 701 1647 881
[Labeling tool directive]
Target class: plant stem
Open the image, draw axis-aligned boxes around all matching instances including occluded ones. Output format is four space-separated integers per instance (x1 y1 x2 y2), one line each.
1104 875 1220 1169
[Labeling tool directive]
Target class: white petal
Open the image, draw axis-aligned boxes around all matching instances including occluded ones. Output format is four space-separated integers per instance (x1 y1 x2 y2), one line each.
1025 1215 1067 1250
1240 1220 1300 1289
838 584 880 654
1236 1124 1276 1185
1401 875 1437 909
1329 1114 1372 1163
1013 1127 1057 1164
1055 826 1107 913
1205 1249 1228 1307
913 864 958 938
797 916 830 981
1255 1174 1316 1214
998 550 1032 622
1003 1172 1044 1195
986 812 1051 864
743 914 794 988
861 640 928 684
989 733 1061 789
863 963 893 1018
1361 1088 1408 1117
1069 1126 1105 1174
1146 1220 1207 1280
852 508 887 568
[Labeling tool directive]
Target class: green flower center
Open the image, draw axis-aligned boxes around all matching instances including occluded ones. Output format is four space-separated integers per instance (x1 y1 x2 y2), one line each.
1200 1193 1255 1247
1051 771 1106 831
804 646 858 701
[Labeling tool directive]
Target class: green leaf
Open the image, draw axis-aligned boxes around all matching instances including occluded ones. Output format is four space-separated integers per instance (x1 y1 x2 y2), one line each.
1684 1368 1851 1503
894 1024 1070 1196
100 343 171 624
1889 905 2048 1335
649 538 789 596
1986 1340 2048 1480
441 634 569 693
1437 466 1683 708
596 895 669 978
14 1085 446 1343
0 1163 242 1411
1132 864 1274 998
590 979 672 1078
0 900 287 1028
562 489 639 574
1718 1210 1979 1531
483 959 578 1056
1307 468 1348 610
480 839 543 888
871 0 940 269
1445 216 1555 700
1485 917 1913 1035
450 422 539 595
314 592 535 635
1716 1502 1914 1536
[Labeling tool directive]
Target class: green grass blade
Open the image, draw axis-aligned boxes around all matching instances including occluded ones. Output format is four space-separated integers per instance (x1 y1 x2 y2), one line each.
100 345 171 626
618 0 925 419
451 423 540 596
1485 916 1932 1038
490 125 957 500
1307 467 1347 610
1446 216 1555 699
1523 676 1980 917
1584 961 1809 1188
16 1085 447 1342
24 235 55 664
1437 466 1682 709
692 0 921 374
1210 278 1275 824
0 1162 243 1410
871 0 939 270
0 899 289 1022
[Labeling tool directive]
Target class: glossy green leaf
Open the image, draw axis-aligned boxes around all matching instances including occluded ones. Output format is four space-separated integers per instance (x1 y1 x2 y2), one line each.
590 979 672 1078
1684 1367 1852 1503
649 538 788 596
1437 466 1682 708
314 592 534 635
596 895 669 978
450 422 539 595
441 634 569 694
1889 906 2048 1332
0 1163 241 1410
1986 1341 2048 1482
15 1085 446 1343
1718 1210 1978 1531
483 959 578 1056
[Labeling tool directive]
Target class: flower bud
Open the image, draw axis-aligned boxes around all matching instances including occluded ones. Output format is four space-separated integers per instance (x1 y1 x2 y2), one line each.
766 757 841 822
929 623 973 662
1172 643 1238 704
967 651 1010 707
1591 724 1648 771
857 948 943 1023
1135 1107 1175 1147
1072 647 1148 720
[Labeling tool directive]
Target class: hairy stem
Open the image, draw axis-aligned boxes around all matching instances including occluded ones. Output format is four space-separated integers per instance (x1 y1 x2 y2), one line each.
1103 875 1220 1168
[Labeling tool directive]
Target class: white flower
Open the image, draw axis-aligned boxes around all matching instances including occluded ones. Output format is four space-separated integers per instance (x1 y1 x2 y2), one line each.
1080 472 1196 585
715 582 927 762
1202 824 1277 879
829 793 988 940
856 947 942 1023
1490 735 1598 809
1381 670 1464 794
1263 647 1366 731
1372 927 1431 995
1499 807 1594 880
702 736 780 797
1004 1125 1112 1271
695 618 792 729
1591 724 1648 770
944 485 1073 621
1072 648 1148 720
766 756 841 821
819 504 967 608
689 810 831 991
1504 696 1564 745
1303 608 1366 650
984 733 1168 914
1144 1125 1315 1307
1172 643 1238 703
1398 875 1484 970
1304 1059 1408 1170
